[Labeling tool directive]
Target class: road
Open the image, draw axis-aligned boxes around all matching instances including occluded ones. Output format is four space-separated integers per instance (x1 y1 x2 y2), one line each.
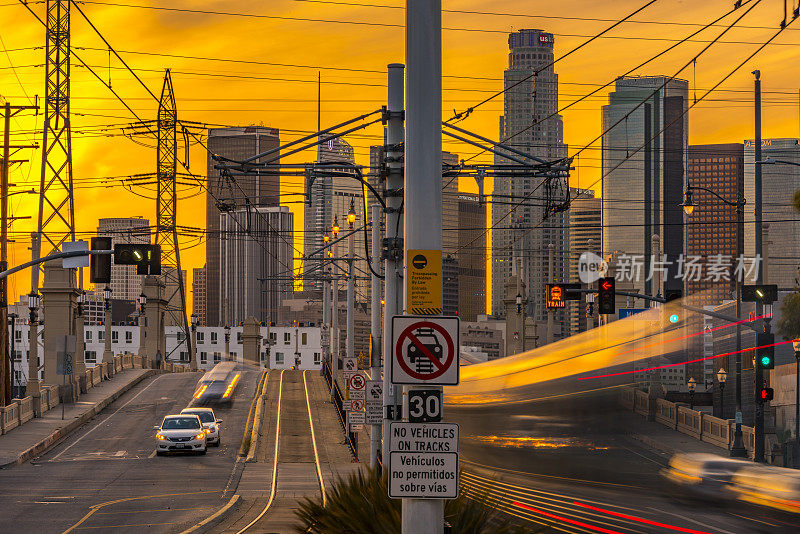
0 368 259 534
450 396 800 534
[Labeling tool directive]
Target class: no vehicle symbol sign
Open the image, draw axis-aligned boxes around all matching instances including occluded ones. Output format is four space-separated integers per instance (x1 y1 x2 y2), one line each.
391 316 460 385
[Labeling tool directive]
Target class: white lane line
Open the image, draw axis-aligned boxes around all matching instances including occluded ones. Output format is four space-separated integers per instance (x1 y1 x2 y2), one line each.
114 450 126 457
148 450 157 459
51 374 163 460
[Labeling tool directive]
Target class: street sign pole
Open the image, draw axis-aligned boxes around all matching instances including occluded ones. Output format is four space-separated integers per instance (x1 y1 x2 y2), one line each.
382 63 405 466
403 1 444 531
370 204 382 468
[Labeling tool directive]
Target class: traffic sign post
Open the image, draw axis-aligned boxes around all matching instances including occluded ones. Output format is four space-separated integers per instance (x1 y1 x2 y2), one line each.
349 373 366 400
391 316 459 385
388 422 459 499
366 380 382 425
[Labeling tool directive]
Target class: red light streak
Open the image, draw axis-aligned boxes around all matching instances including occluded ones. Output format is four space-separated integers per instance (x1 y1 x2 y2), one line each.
512 501 625 534
579 339 794 380
573 501 713 534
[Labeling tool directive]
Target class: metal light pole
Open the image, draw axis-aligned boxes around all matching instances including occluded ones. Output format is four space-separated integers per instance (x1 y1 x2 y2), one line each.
682 186 747 456
688 377 696 410
383 63 405 465
224 325 231 362
102 286 113 370
404 1 443 531
190 313 198 371
74 291 86 392
27 291 40 401
346 201 356 365
331 218 340 402
753 69 766 463
322 232 331 375
794 340 800 466
8 312 16 399
138 293 147 362
370 204 382 468
717 368 727 419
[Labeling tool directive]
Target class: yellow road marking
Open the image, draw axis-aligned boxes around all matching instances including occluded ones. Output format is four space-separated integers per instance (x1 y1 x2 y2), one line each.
236 369 284 534
94 506 212 515
74 522 183 530
303 370 327 507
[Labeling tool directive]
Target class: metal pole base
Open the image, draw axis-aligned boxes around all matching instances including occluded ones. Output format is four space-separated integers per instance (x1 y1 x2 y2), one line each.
730 423 747 458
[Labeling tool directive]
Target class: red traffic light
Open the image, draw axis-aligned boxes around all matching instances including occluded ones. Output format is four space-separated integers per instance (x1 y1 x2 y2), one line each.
759 387 774 402
601 280 613 291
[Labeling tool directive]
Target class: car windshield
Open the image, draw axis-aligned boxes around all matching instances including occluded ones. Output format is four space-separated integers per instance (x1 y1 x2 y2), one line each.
185 411 215 423
162 417 200 430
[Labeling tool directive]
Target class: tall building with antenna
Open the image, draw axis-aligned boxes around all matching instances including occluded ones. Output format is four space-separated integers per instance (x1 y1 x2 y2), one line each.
492 29 568 325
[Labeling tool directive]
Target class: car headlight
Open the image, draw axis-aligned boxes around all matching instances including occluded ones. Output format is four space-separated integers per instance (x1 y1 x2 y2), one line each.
195 432 206 440
204 428 212 434
157 433 166 440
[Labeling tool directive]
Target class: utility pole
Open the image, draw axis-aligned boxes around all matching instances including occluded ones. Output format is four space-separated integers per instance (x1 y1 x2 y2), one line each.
753 69 765 463
331 230 339 402
370 204 381 467
403 1 443 531
322 249 330 376
346 204 356 365
2 101 38 405
382 63 405 465
546 243 554 345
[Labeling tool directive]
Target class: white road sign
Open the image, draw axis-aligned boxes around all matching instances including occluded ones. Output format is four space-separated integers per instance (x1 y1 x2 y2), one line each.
366 407 382 425
391 316 460 385
366 380 382 403
349 410 365 425
342 357 357 372
389 452 458 499
389 422 458 453
344 399 364 412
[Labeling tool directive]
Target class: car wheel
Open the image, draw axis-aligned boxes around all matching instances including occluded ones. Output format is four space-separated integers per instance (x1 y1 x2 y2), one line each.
198 447 207 455
156 450 164 456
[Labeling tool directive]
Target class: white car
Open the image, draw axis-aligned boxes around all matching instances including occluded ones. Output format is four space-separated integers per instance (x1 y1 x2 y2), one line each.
181 407 222 446
154 414 207 455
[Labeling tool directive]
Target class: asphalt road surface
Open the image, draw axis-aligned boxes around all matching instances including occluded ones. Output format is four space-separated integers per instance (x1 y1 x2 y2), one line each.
0 369 259 534
450 396 800 534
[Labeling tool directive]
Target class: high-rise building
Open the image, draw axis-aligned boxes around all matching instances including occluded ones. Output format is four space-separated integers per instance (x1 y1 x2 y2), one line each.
192 265 207 326
457 195 487 321
744 138 800 288
567 190 600 335
219 206 294 325
96 217 151 300
206 126 280 326
602 75 688 300
686 143 744 305
304 136 368 302
492 29 568 325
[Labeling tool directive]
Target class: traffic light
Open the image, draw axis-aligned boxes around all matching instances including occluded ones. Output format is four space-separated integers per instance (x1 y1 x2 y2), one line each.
758 385 774 402
741 284 778 303
756 332 775 370
90 237 112 284
598 277 615 315
664 289 683 324
114 244 161 275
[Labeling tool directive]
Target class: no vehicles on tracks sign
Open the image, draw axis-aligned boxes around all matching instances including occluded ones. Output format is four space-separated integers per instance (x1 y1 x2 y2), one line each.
391 316 459 385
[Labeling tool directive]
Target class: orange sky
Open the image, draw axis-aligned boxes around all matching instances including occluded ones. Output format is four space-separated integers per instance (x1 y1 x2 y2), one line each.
2 0 800 313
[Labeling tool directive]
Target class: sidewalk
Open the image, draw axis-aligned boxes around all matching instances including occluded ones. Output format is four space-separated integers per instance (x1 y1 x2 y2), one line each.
621 411 729 458
0 368 155 468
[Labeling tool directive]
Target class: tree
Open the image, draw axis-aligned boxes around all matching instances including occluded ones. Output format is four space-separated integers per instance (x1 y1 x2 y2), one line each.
777 291 800 342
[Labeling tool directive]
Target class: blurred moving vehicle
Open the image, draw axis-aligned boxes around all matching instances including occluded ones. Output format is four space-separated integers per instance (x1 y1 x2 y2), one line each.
181 407 222 446
730 465 800 516
661 453 747 501
155 414 207 455
193 362 241 404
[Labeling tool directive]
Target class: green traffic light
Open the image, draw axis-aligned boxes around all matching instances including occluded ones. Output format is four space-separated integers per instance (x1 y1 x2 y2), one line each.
760 355 772 367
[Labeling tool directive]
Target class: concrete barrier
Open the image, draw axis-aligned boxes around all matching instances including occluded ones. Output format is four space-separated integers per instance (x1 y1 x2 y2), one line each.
634 389 650 417
620 387 635 410
49 386 60 408
701 414 731 449
18 397 34 425
2 401 20 434
655 398 677 429
676 405 701 439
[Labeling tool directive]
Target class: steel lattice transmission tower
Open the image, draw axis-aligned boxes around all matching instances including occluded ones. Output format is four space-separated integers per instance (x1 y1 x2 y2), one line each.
156 70 191 356
32 0 75 291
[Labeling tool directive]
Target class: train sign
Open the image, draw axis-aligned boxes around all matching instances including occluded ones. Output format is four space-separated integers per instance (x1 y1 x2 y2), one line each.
391 316 459 385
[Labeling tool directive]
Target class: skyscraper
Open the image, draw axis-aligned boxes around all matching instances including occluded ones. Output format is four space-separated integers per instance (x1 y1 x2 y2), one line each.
744 138 800 288
567 190 600 335
96 217 151 300
219 206 293 325
192 265 207 326
206 126 280 326
602 76 688 299
492 29 568 324
457 195 487 321
686 143 744 305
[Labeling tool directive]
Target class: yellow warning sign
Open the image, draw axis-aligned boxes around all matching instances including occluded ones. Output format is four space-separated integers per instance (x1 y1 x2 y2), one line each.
406 249 442 315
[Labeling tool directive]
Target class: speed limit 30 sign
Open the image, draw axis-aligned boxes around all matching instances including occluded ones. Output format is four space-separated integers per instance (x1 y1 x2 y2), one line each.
391 316 459 385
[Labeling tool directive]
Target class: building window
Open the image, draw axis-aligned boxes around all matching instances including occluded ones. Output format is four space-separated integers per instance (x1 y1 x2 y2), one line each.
112 331 119 344
260 352 266 362
200 352 207 364
12 350 22 362
179 351 189 362
284 332 291 344
314 352 321 365
98 331 105 342
269 332 277 342
14 330 21 342
276 352 284 365
237 332 242 344
302 333 308 345
86 331 93 342
125 331 133 343
211 332 218 344
177 331 185 342
85 351 97 363
213 352 221 363
197 331 205 343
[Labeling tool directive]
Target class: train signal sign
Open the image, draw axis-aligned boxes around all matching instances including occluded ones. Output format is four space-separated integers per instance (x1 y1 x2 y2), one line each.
545 283 581 309
756 333 775 370
598 277 615 314
392 316 459 385
114 244 161 275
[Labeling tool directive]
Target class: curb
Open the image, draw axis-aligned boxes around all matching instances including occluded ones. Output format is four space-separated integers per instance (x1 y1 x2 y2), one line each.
178 494 241 534
627 432 678 457
246 396 264 462
1 369 157 468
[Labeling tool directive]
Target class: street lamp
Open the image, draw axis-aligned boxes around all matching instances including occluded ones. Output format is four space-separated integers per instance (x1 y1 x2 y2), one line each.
190 313 198 370
717 368 728 418
103 286 112 309
332 216 340 238
688 377 697 410
347 199 356 229
138 292 146 313
682 184 747 458
756 157 800 167
793 339 800 461
8 312 17 398
516 292 522 314
28 291 40 392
